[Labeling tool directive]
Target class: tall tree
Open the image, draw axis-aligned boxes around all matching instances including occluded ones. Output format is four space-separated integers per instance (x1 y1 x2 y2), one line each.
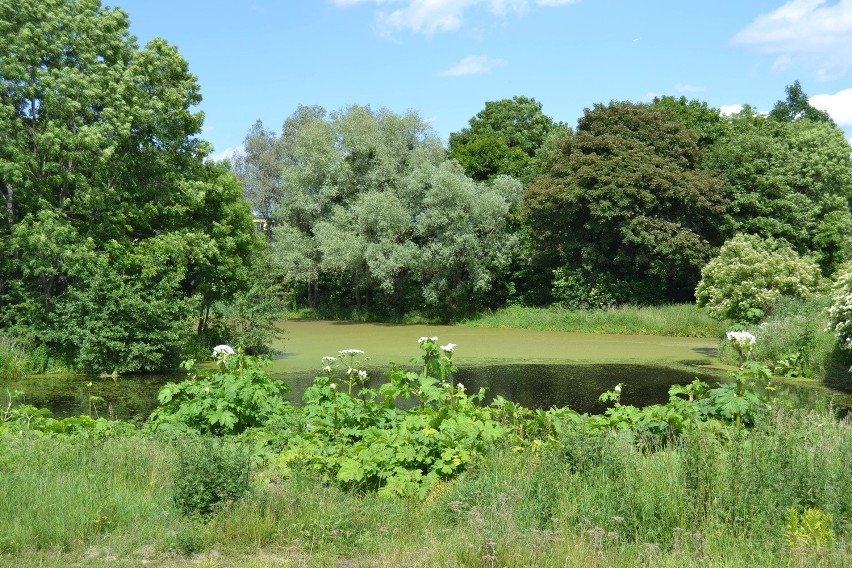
524 102 728 304
449 96 562 181
0 0 255 371
769 80 836 126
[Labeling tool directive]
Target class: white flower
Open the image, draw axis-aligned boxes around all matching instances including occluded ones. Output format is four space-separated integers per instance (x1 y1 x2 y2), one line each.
329 383 337 390
418 337 428 344
613 384 622 394
212 344 235 357
322 356 337 364
338 349 365 355
323 365 333 373
726 331 756 345
456 382 464 389
431 336 438 341
358 369 368 380
441 342 457 353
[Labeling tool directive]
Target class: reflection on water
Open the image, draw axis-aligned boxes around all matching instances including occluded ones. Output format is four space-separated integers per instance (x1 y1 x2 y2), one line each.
1 363 729 420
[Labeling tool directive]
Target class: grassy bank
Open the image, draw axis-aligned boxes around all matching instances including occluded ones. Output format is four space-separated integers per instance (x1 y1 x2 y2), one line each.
1 404 849 567
460 303 731 338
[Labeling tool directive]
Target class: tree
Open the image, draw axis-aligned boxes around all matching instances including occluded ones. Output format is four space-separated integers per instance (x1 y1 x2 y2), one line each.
769 80 835 126
827 263 852 351
243 105 521 318
0 0 256 371
695 234 821 323
704 109 852 274
524 101 727 304
652 95 729 150
449 96 561 181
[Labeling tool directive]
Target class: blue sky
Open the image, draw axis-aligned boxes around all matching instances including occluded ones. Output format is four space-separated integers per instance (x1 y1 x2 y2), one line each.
116 0 852 160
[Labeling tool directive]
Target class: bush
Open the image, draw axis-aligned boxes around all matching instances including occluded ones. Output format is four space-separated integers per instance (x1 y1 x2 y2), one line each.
696 234 821 322
172 436 252 518
828 264 852 351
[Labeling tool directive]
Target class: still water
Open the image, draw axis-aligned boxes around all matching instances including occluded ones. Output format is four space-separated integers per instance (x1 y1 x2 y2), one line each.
2 321 730 420
7 320 849 419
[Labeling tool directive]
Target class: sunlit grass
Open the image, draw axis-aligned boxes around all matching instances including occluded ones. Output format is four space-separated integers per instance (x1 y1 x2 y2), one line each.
461 303 731 338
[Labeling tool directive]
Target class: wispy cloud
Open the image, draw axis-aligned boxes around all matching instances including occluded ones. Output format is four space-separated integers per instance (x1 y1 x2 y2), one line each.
675 83 705 93
810 88 852 126
332 0 579 35
438 55 506 76
731 0 852 80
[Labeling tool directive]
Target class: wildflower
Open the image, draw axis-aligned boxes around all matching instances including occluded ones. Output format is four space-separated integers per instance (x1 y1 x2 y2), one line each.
613 384 622 394
212 344 236 357
338 349 365 355
323 365 333 373
441 342 457 353
358 369 368 380
329 383 337 390
418 337 428 344
456 382 464 390
322 356 337 364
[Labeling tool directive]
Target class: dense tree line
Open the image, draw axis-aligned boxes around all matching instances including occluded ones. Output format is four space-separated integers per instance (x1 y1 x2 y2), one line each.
245 86 852 315
0 0 258 372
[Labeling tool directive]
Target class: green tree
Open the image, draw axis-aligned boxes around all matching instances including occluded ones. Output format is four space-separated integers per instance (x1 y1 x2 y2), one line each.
449 96 561 181
0 0 256 371
769 80 835 126
524 101 727 304
695 234 821 323
704 109 852 274
652 95 729 150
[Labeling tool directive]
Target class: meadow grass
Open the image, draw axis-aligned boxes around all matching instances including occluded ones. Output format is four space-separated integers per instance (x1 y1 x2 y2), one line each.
460 303 732 338
2 403 849 567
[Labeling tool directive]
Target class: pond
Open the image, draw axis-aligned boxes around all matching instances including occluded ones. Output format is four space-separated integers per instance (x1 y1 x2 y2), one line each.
3 321 847 420
1 321 727 420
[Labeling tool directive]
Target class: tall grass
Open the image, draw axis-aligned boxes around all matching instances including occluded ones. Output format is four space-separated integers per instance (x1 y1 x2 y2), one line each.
461 303 731 338
2 404 849 567
0 333 28 379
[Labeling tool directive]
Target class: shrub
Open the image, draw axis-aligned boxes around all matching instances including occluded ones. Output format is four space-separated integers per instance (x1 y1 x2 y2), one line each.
695 234 821 322
827 264 852 351
172 436 252 518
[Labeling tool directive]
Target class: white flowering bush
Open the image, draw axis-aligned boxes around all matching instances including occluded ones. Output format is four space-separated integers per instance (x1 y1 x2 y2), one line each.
695 234 821 323
827 265 852 351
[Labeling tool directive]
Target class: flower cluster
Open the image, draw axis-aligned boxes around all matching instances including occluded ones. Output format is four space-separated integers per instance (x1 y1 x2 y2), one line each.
212 344 236 357
418 336 438 345
726 331 756 345
338 349 365 356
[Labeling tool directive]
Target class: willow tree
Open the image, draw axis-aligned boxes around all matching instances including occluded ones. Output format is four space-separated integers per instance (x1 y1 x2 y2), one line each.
0 0 255 371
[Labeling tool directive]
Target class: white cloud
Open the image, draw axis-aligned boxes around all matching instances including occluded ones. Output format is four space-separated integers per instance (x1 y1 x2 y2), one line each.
208 146 243 163
809 88 852 126
732 0 852 80
719 104 745 116
333 0 578 35
642 91 661 101
438 55 506 76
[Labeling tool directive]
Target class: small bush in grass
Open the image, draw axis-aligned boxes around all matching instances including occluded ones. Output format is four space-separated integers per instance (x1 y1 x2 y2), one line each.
172 436 253 518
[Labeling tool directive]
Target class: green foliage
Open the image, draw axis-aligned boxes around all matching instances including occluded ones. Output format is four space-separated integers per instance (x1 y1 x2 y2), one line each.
449 96 560 181
524 101 728 304
280 338 508 497
148 349 290 436
0 333 27 379
0 0 256 371
704 108 852 274
696 234 821 322
172 436 253 518
246 105 521 320
828 264 852 351
769 80 836 126
462 303 731 337
785 507 835 551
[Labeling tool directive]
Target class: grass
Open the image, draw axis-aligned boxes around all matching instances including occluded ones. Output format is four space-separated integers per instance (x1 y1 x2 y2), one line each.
460 303 732 338
0 333 28 380
2 404 849 567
